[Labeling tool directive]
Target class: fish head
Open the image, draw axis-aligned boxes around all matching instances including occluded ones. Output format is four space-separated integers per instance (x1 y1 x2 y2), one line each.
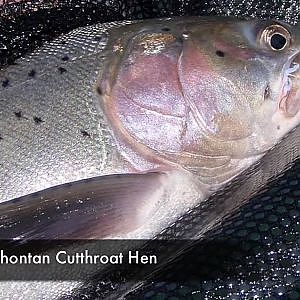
179 19 300 156
100 18 300 173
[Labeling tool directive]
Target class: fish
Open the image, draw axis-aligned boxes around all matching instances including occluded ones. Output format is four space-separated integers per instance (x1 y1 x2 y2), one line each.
0 17 297 299
1 17 300 242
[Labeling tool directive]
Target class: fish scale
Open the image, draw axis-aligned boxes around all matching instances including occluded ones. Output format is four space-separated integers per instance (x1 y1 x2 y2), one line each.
0 21 136 202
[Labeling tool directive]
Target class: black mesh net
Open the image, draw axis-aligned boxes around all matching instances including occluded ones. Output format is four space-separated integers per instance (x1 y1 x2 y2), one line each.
1 0 300 299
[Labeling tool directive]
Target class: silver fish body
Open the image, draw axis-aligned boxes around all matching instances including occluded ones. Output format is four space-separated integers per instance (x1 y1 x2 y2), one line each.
1 16 300 299
2 17 300 240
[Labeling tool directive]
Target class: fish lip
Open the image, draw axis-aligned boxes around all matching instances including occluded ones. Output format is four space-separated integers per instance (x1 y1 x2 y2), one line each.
279 51 300 117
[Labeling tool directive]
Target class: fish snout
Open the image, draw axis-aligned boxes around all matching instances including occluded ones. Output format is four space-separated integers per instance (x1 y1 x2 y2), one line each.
279 52 300 117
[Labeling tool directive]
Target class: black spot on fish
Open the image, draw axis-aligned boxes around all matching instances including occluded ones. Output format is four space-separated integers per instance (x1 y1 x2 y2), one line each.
161 27 171 32
264 85 271 100
14 111 28 120
33 116 44 124
81 130 91 138
14 111 22 119
277 125 281 130
0 135 3 141
61 40 66 45
28 69 36 78
58 67 67 74
2 78 9 88
94 36 103 41
62 55 69 61
97 86 103 96
216 50 225 57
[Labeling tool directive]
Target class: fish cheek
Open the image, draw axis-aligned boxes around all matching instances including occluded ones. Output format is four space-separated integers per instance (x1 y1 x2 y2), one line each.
178 39 253 141
104 42 188 156
212 114 253 141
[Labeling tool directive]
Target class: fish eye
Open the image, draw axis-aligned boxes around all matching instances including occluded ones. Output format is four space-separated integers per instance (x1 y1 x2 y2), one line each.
270 33 287 50
260 24 291 51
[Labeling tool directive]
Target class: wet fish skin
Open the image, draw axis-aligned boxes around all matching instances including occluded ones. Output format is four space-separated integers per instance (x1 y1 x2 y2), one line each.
1 17 300 241
1 16 300 300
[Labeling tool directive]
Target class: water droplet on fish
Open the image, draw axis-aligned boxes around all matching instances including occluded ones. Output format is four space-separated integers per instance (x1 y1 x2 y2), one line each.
182 32 189 39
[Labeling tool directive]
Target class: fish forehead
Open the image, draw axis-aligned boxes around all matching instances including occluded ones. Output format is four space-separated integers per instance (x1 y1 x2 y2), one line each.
114 17 299 40
106 17 300 92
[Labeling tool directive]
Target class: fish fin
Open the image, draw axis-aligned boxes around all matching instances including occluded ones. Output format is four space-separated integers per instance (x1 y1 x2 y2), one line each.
0 172 166 240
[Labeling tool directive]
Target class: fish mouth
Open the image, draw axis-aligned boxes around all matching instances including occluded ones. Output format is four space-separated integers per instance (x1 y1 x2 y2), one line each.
279 53 300 117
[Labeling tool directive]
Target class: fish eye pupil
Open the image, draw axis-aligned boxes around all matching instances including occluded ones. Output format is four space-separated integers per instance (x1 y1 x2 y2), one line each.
270 33 287 50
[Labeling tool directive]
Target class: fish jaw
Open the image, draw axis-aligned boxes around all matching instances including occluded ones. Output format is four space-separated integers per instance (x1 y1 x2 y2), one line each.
260 52 300 146
271 57 300 141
